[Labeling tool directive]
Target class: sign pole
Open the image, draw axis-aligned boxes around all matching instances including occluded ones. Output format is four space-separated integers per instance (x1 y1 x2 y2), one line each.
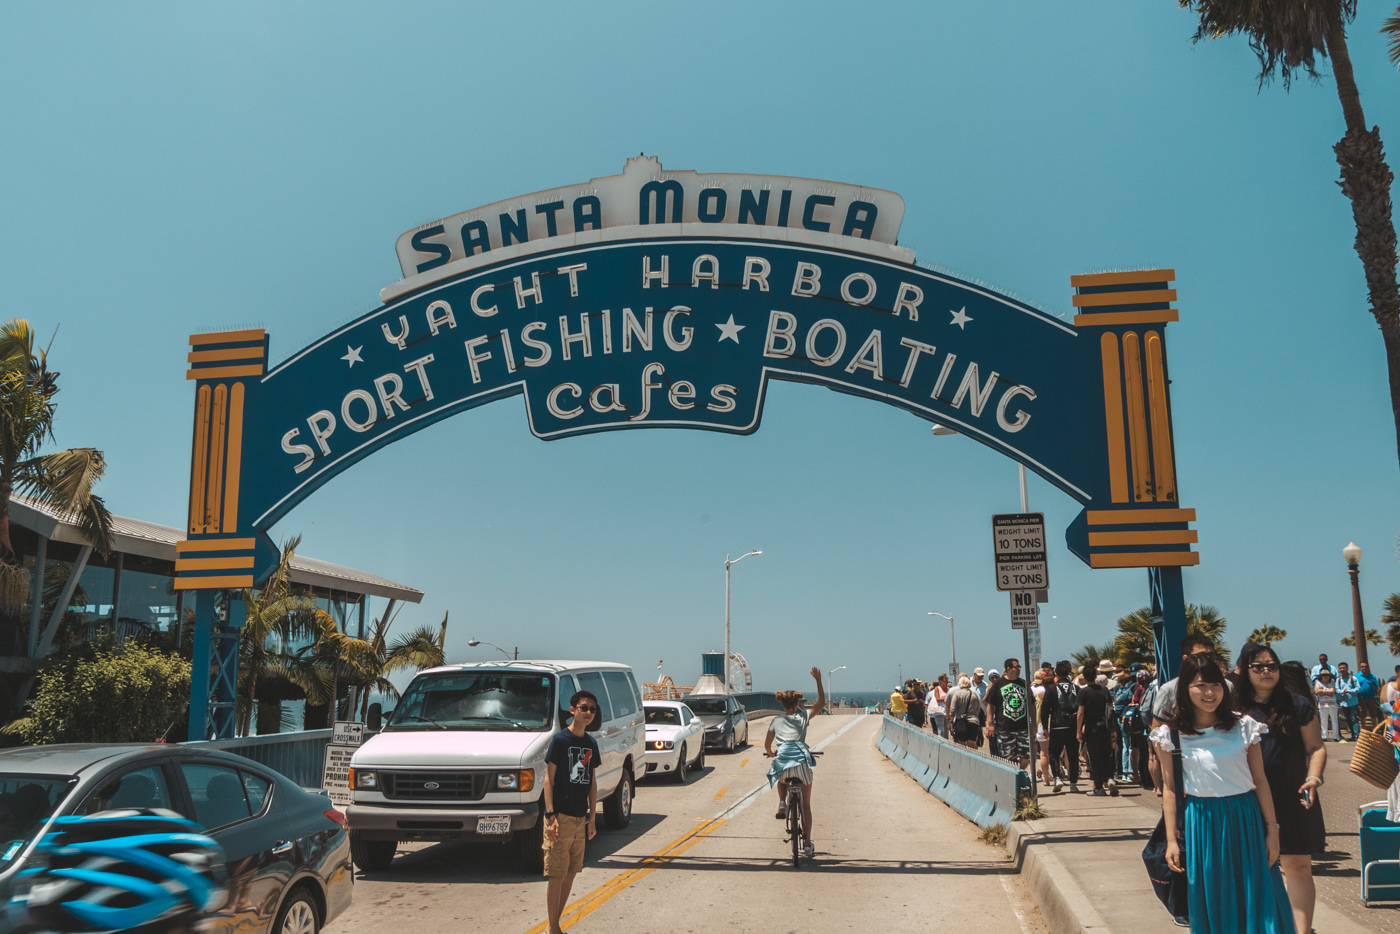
1024 626 1035 804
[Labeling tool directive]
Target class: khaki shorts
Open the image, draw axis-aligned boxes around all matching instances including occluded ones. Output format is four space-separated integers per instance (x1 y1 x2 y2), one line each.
543 813 588 876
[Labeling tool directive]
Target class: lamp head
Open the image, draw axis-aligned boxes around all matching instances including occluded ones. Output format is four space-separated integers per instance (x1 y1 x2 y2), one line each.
1343 542 1362 569
468 639 481 647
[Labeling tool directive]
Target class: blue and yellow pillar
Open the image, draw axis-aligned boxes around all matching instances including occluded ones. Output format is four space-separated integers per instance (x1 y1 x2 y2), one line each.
1068 270 1196 678
179 329 267 740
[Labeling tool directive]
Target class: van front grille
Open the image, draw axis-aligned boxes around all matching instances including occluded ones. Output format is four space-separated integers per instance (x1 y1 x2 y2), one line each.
383 771 489 801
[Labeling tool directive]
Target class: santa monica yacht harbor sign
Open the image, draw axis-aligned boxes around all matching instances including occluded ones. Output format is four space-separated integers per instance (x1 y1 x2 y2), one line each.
177 157 1198 736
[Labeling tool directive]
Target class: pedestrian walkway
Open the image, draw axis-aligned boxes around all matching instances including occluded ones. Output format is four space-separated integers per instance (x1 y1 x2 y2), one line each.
1009 775 1393 933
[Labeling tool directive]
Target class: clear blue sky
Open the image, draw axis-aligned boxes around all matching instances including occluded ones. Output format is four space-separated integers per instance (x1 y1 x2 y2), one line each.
4 2 1398 697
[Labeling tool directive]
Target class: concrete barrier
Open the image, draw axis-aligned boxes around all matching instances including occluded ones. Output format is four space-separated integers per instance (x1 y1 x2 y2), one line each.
878 714 1028 829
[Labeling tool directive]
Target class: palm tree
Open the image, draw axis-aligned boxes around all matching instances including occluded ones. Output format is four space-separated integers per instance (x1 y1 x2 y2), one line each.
1382 592 1400 656
234 535 337 736
1177 4 1400 468
349 608 448 720
1070 642 1120 668
1340 628 1385 648
0 320 113 612
1114 604 1231 666
1246 625 1288 646
281 624 379 729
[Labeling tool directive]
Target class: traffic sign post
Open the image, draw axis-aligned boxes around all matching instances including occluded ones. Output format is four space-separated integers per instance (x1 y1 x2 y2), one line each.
992 513 1049 592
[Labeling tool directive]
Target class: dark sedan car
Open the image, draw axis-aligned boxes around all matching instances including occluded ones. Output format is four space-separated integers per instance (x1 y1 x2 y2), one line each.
686 695 750 752
0 743 352 934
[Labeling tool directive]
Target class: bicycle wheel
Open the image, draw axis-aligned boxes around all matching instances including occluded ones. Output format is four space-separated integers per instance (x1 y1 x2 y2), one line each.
788 787 802 867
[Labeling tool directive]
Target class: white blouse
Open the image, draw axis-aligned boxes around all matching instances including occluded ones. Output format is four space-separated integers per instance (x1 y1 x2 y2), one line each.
1150 716 1267 798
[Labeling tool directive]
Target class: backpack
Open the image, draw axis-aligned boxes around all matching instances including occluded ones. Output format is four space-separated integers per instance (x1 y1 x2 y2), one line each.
1050 682 1080 730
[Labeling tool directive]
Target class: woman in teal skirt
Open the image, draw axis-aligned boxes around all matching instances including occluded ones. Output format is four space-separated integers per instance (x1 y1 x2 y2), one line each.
1151 655 1296 934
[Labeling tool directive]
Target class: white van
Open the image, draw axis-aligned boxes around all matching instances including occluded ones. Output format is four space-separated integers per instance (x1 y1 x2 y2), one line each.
346 660 644 873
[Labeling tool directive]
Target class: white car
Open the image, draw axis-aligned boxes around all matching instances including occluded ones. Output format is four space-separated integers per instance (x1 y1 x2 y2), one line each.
642 701 706 782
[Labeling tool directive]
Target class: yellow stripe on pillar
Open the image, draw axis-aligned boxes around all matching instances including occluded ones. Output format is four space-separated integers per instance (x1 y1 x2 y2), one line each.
1145 332 1177 503
1121 332 1152 502
222 382 245 532
190 385 211 534
1099 333 1129 503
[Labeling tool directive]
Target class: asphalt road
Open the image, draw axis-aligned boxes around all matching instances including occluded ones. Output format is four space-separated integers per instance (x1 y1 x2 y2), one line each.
326 715 1048 934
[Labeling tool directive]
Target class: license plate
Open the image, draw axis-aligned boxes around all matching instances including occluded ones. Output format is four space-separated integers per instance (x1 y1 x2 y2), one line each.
476 816 511 835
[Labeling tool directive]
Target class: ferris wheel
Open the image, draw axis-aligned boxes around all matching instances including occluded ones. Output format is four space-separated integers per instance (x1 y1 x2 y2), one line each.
727 651 752 692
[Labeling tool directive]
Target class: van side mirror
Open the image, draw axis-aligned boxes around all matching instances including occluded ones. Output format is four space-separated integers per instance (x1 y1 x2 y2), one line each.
368 703 383 732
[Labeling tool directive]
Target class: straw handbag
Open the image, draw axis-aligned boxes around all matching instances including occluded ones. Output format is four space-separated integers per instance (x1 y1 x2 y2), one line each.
1349 721 1399 790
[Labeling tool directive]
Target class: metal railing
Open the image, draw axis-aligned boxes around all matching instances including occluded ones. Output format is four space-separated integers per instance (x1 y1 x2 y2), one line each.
186 729 333 788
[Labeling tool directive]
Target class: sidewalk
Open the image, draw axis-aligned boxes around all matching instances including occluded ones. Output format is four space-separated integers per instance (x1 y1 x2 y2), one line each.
1008 778 1391 933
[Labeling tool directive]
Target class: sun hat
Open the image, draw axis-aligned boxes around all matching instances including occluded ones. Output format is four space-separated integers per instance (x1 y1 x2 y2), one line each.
1097 659 1115 673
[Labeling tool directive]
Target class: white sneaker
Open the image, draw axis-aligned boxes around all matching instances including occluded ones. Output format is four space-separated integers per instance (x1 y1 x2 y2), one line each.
802 841 815 858
1053 777 1064 793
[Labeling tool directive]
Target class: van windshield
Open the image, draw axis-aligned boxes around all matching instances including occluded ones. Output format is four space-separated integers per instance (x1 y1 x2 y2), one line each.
388 672 556 732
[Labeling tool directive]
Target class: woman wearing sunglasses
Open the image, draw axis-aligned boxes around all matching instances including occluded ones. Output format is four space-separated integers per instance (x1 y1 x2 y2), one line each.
1233 642 1326 934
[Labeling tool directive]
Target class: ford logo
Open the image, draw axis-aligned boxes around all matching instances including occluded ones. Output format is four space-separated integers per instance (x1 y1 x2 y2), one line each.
424 782 440 790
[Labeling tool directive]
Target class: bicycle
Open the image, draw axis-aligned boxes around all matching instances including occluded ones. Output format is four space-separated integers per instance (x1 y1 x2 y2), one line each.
772 749 822 866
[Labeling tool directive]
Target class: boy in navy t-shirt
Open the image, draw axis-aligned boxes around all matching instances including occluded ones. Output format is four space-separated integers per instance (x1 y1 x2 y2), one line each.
542 690 601 934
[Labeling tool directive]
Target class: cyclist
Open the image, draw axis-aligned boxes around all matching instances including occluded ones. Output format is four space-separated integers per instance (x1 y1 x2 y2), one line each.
765 666 826 858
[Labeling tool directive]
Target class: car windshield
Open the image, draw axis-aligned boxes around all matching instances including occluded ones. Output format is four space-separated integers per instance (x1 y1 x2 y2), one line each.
388 671 556 731
0 774 76 868
645 707 681 725
687 698 728 716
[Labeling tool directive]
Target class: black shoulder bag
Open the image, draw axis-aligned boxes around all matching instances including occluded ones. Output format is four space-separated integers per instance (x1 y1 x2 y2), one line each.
1141 728 1189 922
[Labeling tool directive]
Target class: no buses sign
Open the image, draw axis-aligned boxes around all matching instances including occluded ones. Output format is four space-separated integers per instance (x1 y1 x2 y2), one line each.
992 513 1049 591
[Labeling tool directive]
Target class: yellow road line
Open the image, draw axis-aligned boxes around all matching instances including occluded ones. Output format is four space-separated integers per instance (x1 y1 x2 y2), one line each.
521 818 725 934
739 758 749 768
713 786 728 800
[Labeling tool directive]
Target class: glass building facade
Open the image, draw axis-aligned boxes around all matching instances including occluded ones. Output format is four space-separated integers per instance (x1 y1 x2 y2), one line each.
0 496 421 724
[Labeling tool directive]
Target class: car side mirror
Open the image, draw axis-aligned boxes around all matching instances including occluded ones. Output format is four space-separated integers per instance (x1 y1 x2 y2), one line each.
367 703 382 732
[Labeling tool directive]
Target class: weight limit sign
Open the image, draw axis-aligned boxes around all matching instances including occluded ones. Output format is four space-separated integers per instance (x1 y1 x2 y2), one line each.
992 513 1049 592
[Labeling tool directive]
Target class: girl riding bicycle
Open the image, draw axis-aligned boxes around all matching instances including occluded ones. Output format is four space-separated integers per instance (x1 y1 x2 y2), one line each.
765 666 826 858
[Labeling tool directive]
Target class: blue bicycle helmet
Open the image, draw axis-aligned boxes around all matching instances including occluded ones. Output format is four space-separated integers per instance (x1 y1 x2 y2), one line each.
10 808 227 934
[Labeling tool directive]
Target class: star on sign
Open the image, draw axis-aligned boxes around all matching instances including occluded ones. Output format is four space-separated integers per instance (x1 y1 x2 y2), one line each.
341 345 363 367
716 314 745 344
949 307 972 330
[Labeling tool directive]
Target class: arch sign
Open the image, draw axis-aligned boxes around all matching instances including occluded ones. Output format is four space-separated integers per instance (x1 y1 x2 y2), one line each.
177 157 1197 738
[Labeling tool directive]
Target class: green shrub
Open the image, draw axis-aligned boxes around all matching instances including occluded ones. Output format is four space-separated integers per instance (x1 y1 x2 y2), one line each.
3 638 190 745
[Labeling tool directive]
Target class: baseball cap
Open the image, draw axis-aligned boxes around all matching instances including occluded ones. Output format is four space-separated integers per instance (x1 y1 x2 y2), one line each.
973 667 985 676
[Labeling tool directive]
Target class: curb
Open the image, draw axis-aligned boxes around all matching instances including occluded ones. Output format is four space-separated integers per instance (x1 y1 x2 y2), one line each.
1007 818 1114 934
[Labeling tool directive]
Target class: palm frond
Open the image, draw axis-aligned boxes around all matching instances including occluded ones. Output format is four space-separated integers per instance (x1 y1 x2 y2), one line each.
1382 593 1400 656
14 450 114 553
1179 0 1357 87
1382 6 1400 68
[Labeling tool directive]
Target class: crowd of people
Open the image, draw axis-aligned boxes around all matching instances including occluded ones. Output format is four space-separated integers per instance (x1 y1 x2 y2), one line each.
887 641 1400 933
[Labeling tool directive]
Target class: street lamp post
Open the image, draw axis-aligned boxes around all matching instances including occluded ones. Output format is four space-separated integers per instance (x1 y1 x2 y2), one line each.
828 666 846 707
724 550 762 701
468 638 517 660
1343 542 1369 669
927 611 956 673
